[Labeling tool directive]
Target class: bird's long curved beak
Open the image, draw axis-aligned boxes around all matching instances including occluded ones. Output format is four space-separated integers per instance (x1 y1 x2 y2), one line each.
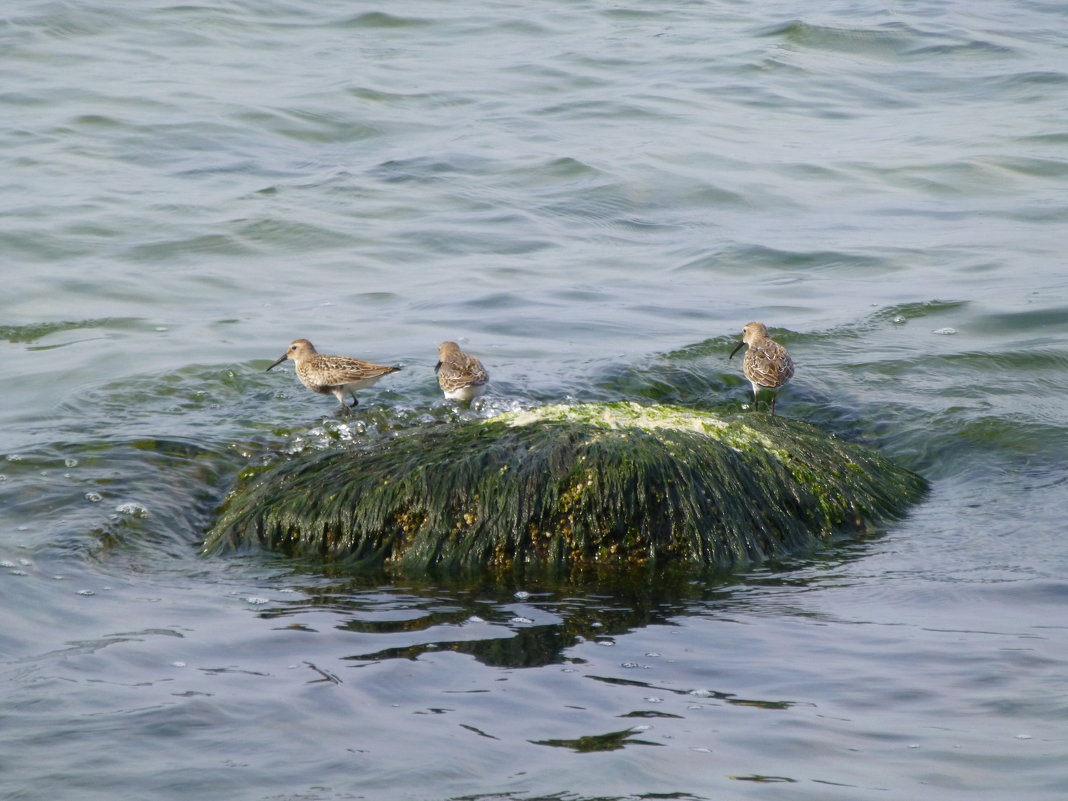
266 354 288 372
434 360 442 374
729 341 745 360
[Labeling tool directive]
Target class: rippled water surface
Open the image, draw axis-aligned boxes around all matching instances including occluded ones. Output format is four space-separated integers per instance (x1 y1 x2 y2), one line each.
3 2 1068 799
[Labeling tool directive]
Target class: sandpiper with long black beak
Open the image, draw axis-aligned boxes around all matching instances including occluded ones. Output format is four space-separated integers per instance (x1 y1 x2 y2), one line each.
435 341 489 403
729 322 794 415
267 338 401 412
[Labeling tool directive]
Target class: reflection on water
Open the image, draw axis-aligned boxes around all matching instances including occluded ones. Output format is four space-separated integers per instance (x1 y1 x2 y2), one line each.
531 726 664 752
246 552 877 673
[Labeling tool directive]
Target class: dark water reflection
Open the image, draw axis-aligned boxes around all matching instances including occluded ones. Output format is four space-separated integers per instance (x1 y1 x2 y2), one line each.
244 548 879 673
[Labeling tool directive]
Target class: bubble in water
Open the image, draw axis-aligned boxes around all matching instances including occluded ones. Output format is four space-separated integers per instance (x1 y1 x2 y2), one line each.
244 596 270 605
513 590 530 600
116 502 150 518
84 492 103 503
65 457 78 468
172 661 187 668
892 315 906 324
643 696 663 704
1015 734 1032 740
932 327 957 335
7 455 23 462
0 561 14 568
509 616 534 624
77 589 95 596
467 615 486 624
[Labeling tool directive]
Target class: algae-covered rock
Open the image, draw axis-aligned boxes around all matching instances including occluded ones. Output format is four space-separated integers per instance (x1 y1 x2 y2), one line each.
203 402 927 571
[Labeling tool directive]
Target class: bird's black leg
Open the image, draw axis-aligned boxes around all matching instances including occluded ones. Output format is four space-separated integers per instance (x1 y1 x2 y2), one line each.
350 395 359 408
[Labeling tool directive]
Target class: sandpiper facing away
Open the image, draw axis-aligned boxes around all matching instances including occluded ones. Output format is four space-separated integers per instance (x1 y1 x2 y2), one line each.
729 322 794 415
267 338 400 412
435 341 489 402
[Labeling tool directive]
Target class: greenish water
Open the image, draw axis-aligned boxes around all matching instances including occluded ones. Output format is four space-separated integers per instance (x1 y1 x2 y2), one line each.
2 2 1068 799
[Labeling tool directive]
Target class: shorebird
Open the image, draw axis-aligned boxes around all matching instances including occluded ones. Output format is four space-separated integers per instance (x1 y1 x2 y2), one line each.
435 341 489 402
729 322 794 415
266 338 400 412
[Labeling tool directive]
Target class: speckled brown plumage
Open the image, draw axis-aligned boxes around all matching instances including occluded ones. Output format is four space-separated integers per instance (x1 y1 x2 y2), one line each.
729 322 794 415
435 341 489 402
266 338 400 411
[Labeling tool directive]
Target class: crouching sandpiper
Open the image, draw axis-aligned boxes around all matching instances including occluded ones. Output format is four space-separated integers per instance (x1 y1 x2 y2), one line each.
729 322 794 415
267 338 401 412
435 341 489 403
